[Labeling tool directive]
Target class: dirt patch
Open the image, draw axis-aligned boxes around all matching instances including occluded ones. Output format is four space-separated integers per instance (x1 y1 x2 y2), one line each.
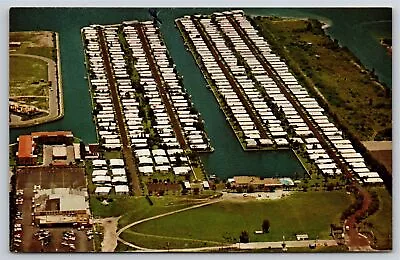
362 141 392 151
97 217 121 252
370 150 392 174
362 141 392 174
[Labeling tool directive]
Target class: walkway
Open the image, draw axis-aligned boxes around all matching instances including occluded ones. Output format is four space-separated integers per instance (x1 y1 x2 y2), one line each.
97 28 142 196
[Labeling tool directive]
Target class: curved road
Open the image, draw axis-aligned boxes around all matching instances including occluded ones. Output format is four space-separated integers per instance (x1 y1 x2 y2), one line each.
116 198 222 251
9 53 60 127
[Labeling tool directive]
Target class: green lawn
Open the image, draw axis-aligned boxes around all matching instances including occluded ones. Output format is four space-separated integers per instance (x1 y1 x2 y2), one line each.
10 55 48 87
122 191 351 249
120 230 220 250
103 150 122 160
9 55 50 111
89 195 202 228
254 17 391 141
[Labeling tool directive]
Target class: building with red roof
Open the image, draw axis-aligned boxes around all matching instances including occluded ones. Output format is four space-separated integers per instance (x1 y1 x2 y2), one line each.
16 135 37 165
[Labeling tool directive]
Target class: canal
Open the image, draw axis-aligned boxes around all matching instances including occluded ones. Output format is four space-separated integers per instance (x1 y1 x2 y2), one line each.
9 8 391 179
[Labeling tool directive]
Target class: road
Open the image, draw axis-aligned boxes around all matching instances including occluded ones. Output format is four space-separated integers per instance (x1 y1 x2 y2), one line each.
116 198 221 251
9 53 60 127
191 18 269 140
344 187 373 251
135 24 189 150
92 217 121 252
97 28 142 196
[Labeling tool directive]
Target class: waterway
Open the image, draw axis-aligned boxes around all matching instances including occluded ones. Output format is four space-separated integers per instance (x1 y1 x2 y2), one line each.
9 8 391 179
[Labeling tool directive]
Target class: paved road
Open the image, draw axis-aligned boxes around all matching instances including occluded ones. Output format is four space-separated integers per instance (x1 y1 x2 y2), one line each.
9 53 59 127
97 28 142 196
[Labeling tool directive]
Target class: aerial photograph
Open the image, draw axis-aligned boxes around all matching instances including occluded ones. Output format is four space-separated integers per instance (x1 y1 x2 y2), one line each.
8 7 392 253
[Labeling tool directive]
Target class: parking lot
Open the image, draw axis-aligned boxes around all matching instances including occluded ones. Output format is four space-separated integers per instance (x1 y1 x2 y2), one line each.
12 166 93 252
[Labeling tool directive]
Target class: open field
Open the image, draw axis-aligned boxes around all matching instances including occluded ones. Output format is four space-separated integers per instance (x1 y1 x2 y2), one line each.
120 191 351 249
10 31 55 61
253 17 391 142
9 56 49 104
90 195 204 228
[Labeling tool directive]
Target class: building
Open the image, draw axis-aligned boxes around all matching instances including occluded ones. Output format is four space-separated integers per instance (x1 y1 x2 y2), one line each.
33 188 90 227
52 145 67 160
231 176 283 191
16 135 37 165
31 131 74 145
16 131 77 166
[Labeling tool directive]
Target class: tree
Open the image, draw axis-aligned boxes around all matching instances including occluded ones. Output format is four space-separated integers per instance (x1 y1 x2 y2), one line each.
239 231 249 243
262 219 270 233
247 185 255 193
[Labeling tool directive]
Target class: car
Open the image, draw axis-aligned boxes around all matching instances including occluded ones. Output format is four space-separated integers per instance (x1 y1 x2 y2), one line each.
345 225 350 231
243 193 248 197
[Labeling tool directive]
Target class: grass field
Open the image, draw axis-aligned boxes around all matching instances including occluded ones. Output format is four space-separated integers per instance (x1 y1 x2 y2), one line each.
253 17 391 141
120 230 220 250
89 195 203 228
10 56 48 94
120 191 351 249
9 55 50 111
103 150 122 160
